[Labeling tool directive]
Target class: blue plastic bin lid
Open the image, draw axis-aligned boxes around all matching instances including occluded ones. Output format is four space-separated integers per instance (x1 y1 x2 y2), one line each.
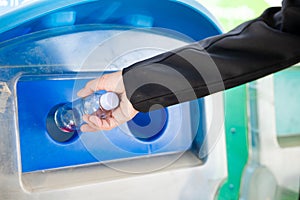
0 0 221 43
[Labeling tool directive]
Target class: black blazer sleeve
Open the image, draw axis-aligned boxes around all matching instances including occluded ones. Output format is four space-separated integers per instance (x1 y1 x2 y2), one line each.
122 0 300 112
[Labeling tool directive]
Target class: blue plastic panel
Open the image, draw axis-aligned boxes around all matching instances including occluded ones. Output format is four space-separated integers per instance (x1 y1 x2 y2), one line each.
17 76 194 172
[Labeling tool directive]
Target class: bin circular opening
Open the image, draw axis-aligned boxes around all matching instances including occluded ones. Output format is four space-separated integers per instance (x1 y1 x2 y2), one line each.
46 103 78 143
127 108 168 142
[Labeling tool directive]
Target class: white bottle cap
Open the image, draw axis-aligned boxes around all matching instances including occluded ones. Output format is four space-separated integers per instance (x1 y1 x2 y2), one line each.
100 92 120 111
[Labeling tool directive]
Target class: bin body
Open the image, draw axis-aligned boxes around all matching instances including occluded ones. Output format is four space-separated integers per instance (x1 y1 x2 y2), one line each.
0 1 226 199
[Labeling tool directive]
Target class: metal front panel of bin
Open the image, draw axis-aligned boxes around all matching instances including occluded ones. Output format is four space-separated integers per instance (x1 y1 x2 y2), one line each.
0 1 227 199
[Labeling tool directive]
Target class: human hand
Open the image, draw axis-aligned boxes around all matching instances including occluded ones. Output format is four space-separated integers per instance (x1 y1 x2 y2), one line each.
77 71 138 132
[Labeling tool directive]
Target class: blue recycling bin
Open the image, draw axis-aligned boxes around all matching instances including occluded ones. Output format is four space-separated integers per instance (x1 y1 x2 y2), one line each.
0 0 221 173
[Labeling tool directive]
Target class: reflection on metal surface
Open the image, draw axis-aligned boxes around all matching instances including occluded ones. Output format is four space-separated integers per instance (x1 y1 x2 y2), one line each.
241 71 300 199
0 82 11 113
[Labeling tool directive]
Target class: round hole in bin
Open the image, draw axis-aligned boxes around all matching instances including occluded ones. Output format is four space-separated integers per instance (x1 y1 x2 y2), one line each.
46 103 78 144
127 108 168 142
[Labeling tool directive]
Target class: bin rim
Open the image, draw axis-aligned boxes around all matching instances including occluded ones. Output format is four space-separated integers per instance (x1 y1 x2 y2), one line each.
0 0 222 34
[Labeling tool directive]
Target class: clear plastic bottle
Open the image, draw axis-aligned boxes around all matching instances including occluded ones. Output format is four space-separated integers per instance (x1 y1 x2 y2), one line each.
54 92 119 132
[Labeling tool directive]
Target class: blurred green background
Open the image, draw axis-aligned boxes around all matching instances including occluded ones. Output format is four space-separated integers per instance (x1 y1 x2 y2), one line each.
196 1 274 199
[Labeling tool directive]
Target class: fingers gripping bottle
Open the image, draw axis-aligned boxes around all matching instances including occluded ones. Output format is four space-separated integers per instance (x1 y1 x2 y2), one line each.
47 92 119 142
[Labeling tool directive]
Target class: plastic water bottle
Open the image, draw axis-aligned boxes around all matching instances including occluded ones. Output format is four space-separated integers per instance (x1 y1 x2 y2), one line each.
54 92 119 132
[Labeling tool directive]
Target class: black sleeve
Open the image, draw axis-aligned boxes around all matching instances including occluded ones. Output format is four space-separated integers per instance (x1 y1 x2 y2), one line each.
122 0 300 112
